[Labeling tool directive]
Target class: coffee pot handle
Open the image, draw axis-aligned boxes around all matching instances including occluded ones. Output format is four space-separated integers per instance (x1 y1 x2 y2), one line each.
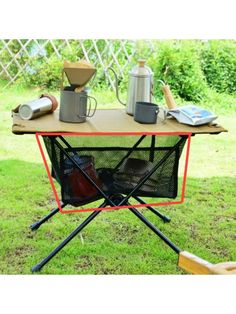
107 67 126 106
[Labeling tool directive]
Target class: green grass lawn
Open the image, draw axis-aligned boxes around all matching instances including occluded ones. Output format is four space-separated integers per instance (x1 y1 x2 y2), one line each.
0 83 235 274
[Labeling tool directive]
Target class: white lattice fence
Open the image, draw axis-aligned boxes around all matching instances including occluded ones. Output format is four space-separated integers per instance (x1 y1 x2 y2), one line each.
0 39 154 89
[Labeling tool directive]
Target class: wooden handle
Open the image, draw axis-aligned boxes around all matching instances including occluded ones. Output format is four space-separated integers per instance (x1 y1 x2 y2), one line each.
40 94 58 112
162 84 177 109
178 251 236 275
210 262 236 274
178 251 213 275
75 86 85 93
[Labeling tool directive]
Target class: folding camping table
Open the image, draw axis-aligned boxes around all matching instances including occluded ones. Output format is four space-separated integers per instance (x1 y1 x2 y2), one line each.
12 109 227 272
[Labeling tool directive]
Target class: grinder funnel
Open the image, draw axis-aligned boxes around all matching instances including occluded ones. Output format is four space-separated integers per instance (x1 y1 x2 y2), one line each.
62 60 96 88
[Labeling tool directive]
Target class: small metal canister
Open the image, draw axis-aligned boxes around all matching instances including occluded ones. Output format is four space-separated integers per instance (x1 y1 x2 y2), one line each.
19 94 58 120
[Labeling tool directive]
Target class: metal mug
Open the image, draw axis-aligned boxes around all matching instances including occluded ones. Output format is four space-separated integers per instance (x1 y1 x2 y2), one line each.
59 90 97 123
134 101 159 124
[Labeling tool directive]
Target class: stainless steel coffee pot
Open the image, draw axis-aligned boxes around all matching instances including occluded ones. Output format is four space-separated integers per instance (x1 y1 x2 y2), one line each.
109 59 153 115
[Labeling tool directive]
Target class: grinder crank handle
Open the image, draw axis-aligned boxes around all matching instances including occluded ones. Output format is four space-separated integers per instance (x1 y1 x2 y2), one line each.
158 80 178 110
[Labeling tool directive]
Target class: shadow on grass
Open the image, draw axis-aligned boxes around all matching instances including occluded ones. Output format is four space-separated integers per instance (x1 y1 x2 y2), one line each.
0 159 235 274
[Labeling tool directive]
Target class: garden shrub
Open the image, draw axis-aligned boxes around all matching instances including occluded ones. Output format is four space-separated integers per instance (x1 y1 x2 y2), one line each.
21 45 82 90
200 40 236 94
19 40 136 91
23 55 63 90
3 39 236 101
148 40 208 102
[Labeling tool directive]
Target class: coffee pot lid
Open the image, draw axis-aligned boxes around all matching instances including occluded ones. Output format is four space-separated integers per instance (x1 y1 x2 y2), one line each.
129 59 153 77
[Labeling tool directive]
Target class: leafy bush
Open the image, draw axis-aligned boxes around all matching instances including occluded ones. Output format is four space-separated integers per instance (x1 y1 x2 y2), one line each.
148 40 208 102
3 39 236 101
18 40 136 91
22 56 62 90
200 40 236 94
21 46 82 90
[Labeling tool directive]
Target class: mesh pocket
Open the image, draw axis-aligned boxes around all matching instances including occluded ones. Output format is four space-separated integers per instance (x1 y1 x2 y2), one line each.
43 135 187 206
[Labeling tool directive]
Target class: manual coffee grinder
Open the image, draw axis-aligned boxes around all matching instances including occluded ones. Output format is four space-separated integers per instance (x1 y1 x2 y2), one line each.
59 60 97 123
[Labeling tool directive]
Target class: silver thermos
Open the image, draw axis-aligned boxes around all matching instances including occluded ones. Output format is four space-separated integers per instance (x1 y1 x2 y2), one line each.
19 94 58 120
109 59 153 115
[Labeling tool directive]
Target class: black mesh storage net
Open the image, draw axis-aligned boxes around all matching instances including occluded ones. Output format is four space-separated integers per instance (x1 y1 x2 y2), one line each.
43 135 187 207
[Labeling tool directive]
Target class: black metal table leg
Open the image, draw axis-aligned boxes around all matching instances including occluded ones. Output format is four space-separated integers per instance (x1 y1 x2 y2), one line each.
149 135 155 162
30 202 67 231
31 205 104 272
34 134 188 272
129 206 181 254
133 196 171 223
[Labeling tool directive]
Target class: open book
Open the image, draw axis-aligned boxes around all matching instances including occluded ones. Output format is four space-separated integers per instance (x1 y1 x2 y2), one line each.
168 105 217 126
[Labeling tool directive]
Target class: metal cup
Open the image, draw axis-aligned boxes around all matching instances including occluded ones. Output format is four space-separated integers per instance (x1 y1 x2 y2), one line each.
134 101 159 124
59 90 97 123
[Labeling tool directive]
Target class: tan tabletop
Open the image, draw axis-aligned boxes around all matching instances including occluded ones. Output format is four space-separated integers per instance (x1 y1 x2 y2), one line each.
12 108 227 135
